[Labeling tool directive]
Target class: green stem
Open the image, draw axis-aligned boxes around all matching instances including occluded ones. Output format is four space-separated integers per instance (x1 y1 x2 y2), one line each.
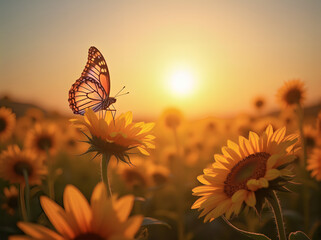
296 104 307 167
296 104 310 231
268 191 286 240
23 169 30 220
46 148 55 200
101 153 112 197
19 184 28 222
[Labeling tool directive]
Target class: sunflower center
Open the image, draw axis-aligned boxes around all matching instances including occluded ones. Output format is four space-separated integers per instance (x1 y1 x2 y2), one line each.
123 169 147 188
255 99 264 108
306 136 315 148
224 152 270 197
13 161 33 177
152 172 168 185
284 88 302 105
74 233 104 240
37 136 53 151
7 196 18 209
0 117 6 132
68 139 76 147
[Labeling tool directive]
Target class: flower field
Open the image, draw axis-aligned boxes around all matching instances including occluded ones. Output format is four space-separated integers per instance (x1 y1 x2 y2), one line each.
0 79 321 240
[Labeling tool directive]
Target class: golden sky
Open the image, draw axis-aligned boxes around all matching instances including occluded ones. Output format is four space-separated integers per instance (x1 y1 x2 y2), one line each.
0 1 320 119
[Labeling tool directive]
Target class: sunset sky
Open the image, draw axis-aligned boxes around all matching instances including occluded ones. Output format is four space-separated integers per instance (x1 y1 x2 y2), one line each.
0 0 320 119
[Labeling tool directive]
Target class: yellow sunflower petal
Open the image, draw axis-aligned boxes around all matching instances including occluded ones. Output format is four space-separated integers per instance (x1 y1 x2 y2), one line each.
40 196 75 238
245 191 256 207
114 195 134 222
231 189 247 203
63 185 92 234
123 215 143 238
17 222 64 240
265 169 281 180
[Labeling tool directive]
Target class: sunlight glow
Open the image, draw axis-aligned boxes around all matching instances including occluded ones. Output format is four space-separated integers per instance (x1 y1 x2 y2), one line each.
169 69 195 96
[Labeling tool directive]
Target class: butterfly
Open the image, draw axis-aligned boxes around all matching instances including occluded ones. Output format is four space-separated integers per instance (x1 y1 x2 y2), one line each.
68 46 124 117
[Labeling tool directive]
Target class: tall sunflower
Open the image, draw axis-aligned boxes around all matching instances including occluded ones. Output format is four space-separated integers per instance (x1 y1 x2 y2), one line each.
161 107 184 130
0 145 47 185
307 148 321 181
253 96 266 111
11 182 143 240
191 125 298 222
71 108 155 162
0 107 16 142
1 185 19 215
24 123 60 157
277 79 306 108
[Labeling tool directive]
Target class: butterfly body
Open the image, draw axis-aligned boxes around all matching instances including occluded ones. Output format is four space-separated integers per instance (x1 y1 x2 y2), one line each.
68 47 115 115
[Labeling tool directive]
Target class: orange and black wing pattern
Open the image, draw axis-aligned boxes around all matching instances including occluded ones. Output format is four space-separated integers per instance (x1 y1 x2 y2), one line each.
68 46 111 115
68 76 107 115
81 46 110 96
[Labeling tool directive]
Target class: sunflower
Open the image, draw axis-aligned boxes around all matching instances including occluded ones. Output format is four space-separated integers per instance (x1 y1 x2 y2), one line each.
10 182 143 240
0 107 16 142
14 116 33 141
25 107 44 123
1 185 19 215
253 96 265 110
277 79 306 107
161 107 183 130
117 157 150 190
24 123 60 157
191 125 298 222
307 148 321 181
71 108 155 163
148 164 170 186
0 145 47 185
160 146 179 165
303 125 320 149
61 125 87 155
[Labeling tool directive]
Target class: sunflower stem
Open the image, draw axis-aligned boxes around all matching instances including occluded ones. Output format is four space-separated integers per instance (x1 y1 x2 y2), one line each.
268 191 286 240
296 104 307 167
22 169 31 220
296 104 310 231
19 184 28 222
46 148 55 200
101 153 112 197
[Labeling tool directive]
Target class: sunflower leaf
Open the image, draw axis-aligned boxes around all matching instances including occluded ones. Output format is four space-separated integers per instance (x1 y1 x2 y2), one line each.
222 217 271 240
142 217 171 229
288 231 311 240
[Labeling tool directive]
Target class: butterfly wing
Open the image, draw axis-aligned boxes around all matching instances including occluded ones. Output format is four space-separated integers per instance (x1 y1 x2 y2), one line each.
68 76 107 115
81 46 110 97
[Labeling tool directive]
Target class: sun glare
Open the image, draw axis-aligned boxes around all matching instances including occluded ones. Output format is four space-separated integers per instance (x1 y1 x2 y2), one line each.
169 69 195 96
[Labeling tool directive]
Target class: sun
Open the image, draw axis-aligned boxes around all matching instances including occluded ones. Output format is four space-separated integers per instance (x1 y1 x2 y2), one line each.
169 69 195 96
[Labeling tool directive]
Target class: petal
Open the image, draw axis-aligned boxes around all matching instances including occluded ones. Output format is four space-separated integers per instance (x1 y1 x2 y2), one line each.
222 147 241 161
204 199 231 222
114 195 135 222
123 215 143 238
249 131 260 152
40 196 76 238
64 185 92 234
265 169 281 180
246 179 260 191
266 154 281 169
245 191 256 207
17 222 64 240
271 127 286 143
191 196 207 209
231 189 247 203
9 236 33 240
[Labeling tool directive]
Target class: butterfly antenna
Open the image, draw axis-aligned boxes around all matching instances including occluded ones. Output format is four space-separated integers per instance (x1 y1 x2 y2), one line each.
116 92 129 97
115 86 126 97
